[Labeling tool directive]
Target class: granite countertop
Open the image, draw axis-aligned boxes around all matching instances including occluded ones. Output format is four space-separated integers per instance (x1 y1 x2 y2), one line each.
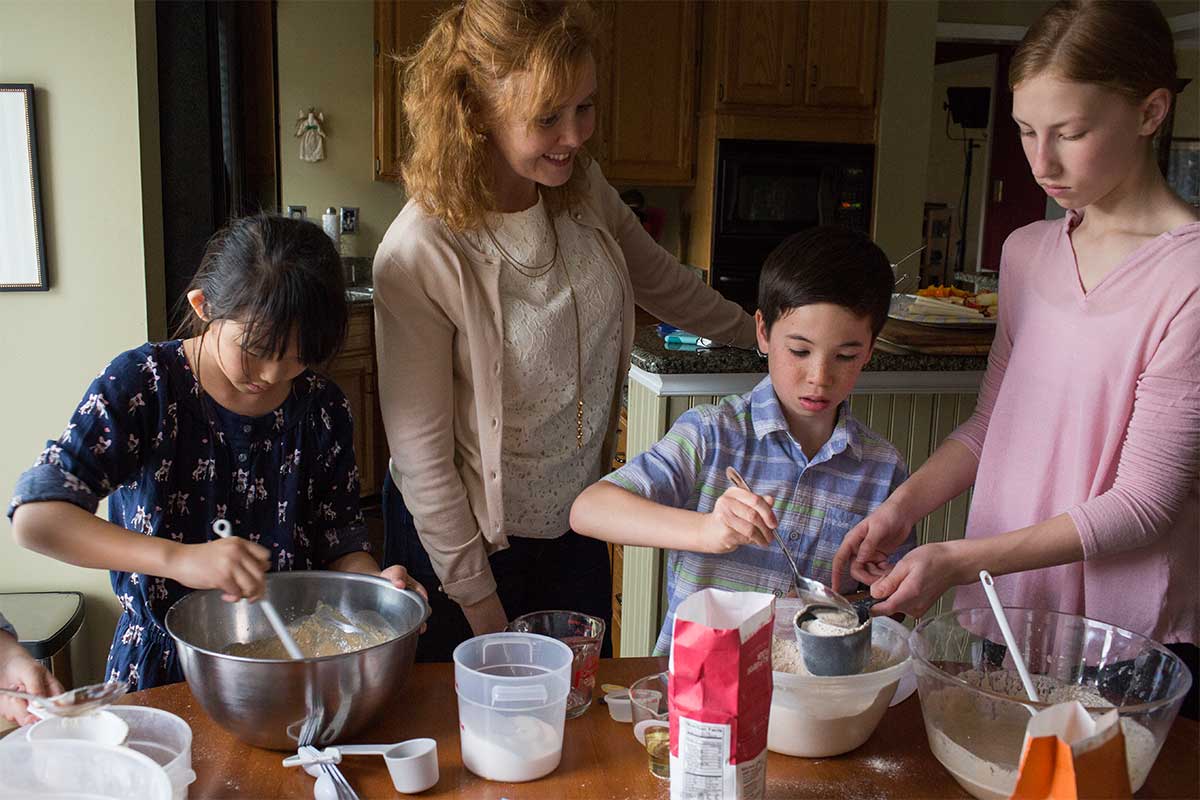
630 325 989 375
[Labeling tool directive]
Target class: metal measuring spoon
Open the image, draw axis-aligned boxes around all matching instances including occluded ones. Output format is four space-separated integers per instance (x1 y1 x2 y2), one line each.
0 679 128 718
724 467 858 624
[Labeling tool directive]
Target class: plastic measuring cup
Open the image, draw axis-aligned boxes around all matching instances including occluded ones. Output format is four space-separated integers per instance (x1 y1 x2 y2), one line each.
452 632 573 783
335 739 439 793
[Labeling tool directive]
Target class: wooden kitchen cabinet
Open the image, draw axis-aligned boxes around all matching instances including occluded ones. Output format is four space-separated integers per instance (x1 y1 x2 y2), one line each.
803 0 880 109
374 1 449 182
327 304 388 498
707 0 882 115
591 1 698 185
716 1 802 108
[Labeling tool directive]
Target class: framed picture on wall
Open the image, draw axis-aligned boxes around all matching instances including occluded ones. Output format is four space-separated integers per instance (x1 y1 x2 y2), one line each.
1 84 49 291
1167 138 1199 208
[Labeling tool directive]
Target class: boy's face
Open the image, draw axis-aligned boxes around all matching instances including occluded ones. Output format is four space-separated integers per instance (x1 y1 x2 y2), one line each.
756 303 874 436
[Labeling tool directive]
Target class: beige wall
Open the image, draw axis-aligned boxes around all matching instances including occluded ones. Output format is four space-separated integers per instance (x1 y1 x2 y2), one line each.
873 0 940 278
277 0 406 259
0 0 161 682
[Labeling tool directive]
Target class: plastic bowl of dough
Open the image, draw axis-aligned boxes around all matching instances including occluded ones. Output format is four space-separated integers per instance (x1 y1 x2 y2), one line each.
910 607 1191 800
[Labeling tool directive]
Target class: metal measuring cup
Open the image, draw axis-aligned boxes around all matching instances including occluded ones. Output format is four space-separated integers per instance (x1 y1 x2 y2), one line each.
792 596 880 677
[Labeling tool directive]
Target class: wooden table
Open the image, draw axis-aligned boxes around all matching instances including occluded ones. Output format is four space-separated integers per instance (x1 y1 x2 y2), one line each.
121 657 1198 799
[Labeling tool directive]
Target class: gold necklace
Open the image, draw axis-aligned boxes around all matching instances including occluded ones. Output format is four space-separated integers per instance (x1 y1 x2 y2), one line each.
490 208 585 449
483 202 560 278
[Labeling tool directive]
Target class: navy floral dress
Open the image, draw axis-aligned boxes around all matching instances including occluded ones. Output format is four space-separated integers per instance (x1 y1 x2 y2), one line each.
8 341 370 690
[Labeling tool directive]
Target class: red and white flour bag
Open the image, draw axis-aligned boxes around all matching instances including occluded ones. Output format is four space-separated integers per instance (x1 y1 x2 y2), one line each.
668 589 775 800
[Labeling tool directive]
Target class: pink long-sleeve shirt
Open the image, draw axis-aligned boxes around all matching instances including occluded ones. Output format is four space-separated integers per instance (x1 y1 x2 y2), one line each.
950 211 1200 645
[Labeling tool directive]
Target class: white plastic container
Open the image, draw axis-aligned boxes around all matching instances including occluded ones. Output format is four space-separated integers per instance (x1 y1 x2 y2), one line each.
768 606 911 758
108 706 196 800
452 632 573 783
26 709 129 747
0 739 172 800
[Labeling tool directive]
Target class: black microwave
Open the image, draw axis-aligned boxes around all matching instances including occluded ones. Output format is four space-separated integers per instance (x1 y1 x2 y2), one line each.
709 139 875 309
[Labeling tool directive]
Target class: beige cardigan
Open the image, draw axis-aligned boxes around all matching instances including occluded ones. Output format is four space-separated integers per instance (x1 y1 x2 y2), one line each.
373 161 756 605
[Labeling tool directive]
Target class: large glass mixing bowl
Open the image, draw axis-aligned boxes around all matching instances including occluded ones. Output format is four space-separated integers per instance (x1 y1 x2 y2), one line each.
910 607 1190 800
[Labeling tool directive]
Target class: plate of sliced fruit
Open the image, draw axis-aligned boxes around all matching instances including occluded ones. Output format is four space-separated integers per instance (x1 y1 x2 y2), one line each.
889 286 998 327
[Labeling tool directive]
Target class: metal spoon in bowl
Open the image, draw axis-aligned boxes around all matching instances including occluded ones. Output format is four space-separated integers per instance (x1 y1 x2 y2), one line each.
0 680 128 718
211 518 305 660
724 466 859 625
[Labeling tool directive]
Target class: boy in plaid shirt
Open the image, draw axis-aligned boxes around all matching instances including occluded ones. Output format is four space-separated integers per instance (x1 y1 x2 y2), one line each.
571 228 914 653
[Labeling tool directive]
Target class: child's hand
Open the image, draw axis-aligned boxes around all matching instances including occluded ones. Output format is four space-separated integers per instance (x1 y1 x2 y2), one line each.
171 537 271 602
0 633 65 726
831 501 912 592
699 487 777 553
866 540 969 618
379 566 429 633
379 565 428 600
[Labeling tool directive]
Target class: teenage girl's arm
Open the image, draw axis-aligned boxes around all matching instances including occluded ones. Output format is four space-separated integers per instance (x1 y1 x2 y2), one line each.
831 245 1018 594
850 263 1200 618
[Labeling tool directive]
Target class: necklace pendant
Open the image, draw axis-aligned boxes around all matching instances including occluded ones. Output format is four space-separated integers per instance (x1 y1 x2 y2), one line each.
576 399 584 449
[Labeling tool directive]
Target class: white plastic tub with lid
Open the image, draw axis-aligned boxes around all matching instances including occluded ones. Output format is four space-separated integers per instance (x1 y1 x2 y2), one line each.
768 603 911 758
0 739 172 799
452 632 573 783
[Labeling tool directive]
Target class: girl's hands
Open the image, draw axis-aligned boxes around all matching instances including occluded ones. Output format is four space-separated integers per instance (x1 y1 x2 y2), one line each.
379 564 428 600
699 487 777 553
170 537 271 602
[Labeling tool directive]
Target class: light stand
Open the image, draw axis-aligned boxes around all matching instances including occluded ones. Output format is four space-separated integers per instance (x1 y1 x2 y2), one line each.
944 86 991 274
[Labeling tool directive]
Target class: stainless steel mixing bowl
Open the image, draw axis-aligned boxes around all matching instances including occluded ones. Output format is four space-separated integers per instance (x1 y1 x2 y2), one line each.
165 571 429 750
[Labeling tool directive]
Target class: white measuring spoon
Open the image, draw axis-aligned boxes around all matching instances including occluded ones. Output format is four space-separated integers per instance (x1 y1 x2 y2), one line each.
211 518 305 660
979 570 1040 704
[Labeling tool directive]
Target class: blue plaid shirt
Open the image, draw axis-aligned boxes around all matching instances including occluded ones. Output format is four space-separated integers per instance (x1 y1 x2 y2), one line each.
605 375 914 655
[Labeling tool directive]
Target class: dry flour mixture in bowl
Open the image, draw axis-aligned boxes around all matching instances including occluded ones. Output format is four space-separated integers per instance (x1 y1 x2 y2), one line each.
911 607 1191 800
768 598 911 757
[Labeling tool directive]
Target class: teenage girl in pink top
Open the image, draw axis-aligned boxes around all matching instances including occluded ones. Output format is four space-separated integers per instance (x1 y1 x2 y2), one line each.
833 0 1199 718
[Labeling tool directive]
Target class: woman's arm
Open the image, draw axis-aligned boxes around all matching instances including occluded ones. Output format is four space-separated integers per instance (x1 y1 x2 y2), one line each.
592 163 756 348
373 235 503 635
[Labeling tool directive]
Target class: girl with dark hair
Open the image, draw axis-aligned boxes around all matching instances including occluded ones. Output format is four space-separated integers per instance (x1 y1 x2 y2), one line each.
834 0 1199 718
9 214 423 692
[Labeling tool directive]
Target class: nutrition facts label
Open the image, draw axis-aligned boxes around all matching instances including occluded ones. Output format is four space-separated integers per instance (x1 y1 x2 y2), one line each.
671 718 766 800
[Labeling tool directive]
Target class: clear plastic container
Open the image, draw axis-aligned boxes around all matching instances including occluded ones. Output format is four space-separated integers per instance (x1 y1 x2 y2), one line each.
0 739 172 799
911 607 1191 800
108 706 196 800
452 632 573 782
768 599 911 757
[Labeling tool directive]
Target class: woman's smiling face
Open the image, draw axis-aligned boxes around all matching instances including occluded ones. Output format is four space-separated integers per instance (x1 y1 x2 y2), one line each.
487 55 598 210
